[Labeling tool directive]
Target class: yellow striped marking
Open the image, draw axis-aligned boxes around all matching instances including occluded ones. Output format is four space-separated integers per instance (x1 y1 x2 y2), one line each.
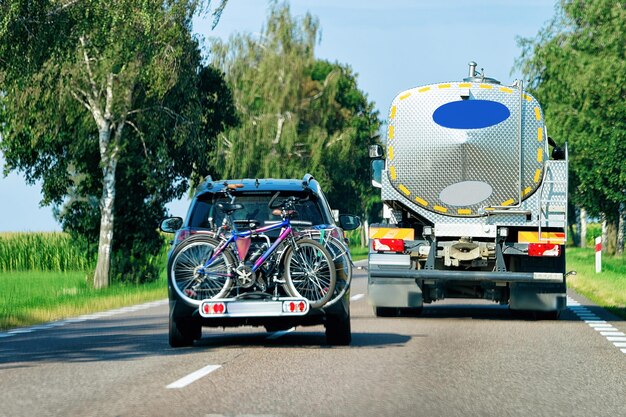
388 125 395 140
434 205 448 213
537 147 543 162
457 208 472 215
523 186 532 196
537 127 543 142
415 196 428 206
418 87 431 93
459 83 472 88
518 231 565 244
369 227 415 240
398 184 410 196
485 207 495 211
501 199 514 207
534 168 542 183
534 107 541 121
390 105 396 119
479 84 493 89
523 94 532 102
388 146 394 160
389 166 397 180
500 87 513 94
439 84 451 89
399 92 411 100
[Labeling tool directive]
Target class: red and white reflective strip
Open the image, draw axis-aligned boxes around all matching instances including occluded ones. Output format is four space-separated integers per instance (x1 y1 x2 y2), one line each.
595 236 602 273
372 238 405 253
201 302 226 315
527 243 561 257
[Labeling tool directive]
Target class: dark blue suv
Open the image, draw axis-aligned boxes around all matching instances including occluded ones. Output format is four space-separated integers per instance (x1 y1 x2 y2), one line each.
160 174 360 347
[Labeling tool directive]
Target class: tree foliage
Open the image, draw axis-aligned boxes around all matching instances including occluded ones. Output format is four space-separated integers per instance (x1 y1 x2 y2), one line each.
0 0 236 284
516 0 626 253
210 2 380 216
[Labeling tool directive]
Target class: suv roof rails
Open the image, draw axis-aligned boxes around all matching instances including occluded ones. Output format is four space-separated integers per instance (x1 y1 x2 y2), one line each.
302 173 314 188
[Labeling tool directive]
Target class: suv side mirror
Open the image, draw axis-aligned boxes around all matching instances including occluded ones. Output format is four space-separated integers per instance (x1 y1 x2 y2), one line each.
339 214 361 231
160 217 183 233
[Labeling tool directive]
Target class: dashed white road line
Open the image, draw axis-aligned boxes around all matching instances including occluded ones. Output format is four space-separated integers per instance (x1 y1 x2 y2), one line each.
350 293 365 301
166 364 221 389
568 296 626 355
0 299 168 339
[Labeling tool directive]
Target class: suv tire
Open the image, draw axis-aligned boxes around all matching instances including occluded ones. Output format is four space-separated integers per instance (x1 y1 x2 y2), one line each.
169 317 201 348
325 313 351 345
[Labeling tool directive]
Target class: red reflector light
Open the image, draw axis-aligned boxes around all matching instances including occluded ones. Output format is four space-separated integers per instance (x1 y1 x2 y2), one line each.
283 300 308 313
201 302 226 315
528 243 561 257
372 238 405 253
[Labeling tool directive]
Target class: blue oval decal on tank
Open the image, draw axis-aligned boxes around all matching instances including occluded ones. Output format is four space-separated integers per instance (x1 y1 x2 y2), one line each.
432 100 510 129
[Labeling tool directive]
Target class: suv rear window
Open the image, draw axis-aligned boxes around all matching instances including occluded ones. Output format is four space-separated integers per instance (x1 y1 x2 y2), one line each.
188 191 327 231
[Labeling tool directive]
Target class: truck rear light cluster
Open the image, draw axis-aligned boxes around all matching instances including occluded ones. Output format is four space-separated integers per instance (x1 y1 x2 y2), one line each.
528 243 561 257
283 300 308 313
201 302 226 315
372 238 405 253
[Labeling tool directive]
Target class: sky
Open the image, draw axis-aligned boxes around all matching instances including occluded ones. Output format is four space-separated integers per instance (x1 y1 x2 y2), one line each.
0 0 557 231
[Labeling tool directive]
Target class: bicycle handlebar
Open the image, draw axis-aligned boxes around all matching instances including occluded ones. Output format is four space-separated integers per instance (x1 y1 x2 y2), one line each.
268 192 310 210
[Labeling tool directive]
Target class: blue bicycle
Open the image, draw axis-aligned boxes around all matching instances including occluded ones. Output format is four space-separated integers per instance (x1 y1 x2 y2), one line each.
169 184 337 308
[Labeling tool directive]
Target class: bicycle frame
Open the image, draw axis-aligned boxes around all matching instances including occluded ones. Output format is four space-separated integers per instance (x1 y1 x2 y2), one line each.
204 219 293 273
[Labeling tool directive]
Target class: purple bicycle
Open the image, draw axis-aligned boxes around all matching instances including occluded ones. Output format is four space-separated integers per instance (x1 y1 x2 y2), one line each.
169 184 337 309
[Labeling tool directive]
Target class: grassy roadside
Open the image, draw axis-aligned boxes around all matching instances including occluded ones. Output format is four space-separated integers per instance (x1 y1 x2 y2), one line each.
566 247 626 319
0 270 166 331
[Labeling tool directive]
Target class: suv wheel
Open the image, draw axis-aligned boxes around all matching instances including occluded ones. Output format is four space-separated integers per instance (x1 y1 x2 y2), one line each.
325 313 351 345
169 317 201 348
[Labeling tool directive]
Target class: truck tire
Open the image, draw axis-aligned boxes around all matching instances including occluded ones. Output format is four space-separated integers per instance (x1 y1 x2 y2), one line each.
325 314 351 345
169 317 201 348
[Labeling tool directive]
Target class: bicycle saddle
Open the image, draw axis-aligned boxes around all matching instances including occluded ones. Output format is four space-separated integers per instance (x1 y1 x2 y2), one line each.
217 202 244 214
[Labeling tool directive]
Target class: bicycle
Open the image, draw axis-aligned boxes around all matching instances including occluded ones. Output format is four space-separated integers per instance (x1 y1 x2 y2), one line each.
169 184 337 309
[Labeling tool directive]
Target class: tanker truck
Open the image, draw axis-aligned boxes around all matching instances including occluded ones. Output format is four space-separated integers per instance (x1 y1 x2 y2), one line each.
368 62 569 319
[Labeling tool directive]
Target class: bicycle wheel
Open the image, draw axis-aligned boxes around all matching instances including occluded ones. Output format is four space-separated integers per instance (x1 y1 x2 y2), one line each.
283 238 336 309
169 235 234 304
323 236 353 306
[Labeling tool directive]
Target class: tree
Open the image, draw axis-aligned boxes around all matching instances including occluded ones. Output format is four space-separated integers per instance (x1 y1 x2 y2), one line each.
210 2 380 216
516 0 626 254
0 0 235 286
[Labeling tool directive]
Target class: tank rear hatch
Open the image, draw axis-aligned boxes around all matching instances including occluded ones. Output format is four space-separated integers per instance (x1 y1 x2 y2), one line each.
386 79 547 217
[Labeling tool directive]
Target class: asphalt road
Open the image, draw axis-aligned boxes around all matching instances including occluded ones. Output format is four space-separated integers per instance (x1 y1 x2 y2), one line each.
1 260 625 417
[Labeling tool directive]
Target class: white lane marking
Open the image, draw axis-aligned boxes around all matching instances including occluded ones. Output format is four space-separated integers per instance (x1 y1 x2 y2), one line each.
7 329 33 334
594 327 619 332
166 365 221 389
0 298 168 338
567 296 626 356
607 336 626 342
350 293 365 301
267 327 295 340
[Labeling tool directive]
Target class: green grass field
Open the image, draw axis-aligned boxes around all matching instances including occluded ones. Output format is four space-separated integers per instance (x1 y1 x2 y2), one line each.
566 247 626 319
0 270 166 331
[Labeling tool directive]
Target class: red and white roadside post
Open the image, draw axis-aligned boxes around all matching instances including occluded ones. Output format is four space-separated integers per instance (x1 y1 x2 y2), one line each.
595 236 602 273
